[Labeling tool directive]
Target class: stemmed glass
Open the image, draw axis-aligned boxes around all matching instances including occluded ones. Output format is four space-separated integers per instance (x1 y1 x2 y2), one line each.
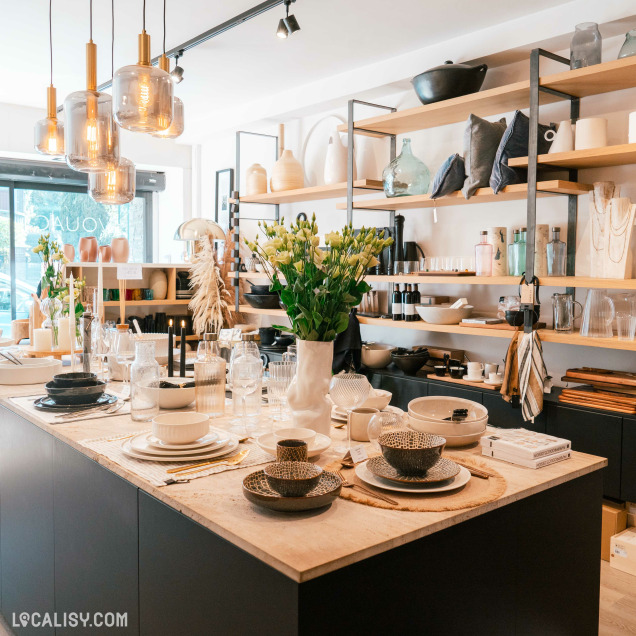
230 356 263 434
329 373 370 454
268 361 296 422
93 323 112 382
114 329 135 396
229 341 260 384
367 412 403 451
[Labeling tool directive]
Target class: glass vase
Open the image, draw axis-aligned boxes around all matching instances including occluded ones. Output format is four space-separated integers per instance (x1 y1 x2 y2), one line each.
382 138 430 197
130 340 160 421
618 29 636 59
570 22 602 69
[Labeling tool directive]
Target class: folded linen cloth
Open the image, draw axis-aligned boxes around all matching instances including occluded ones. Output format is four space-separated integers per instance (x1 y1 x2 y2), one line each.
517 331 548 422
500 330 521 404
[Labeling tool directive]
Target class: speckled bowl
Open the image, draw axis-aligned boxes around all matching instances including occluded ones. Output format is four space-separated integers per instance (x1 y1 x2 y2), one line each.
378 430 446 476
264 462 323 497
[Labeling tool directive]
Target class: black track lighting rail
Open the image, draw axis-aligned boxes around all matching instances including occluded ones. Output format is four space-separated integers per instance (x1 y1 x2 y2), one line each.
96 0 286 92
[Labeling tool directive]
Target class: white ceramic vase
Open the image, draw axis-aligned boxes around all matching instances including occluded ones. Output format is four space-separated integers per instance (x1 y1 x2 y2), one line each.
486 226 507 276
323 132 355 185
286 340 334 436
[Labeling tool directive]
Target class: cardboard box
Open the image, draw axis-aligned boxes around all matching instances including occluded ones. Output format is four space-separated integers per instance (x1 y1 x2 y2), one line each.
628 513 636 528
602 501 627 561
610 527 636 576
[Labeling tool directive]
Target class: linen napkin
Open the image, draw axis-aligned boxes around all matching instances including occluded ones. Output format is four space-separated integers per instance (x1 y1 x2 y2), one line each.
517 331 548 422
500 330 521 404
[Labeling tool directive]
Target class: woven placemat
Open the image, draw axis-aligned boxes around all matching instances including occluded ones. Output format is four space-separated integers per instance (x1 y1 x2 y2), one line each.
325 454 507 512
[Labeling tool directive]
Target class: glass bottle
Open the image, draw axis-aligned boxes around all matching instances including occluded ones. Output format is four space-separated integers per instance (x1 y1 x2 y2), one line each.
130 340 160 421
412 284 421 320
517 227 528 276
195 333 226 418
618 29 636 59
392 285 402 321
508 230 520 276
382 138 431 197
475 230 493 276
546 226 567 276
570 22 602 69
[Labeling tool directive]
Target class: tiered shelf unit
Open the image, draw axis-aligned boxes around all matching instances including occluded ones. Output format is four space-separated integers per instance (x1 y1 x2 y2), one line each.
231 53 636 352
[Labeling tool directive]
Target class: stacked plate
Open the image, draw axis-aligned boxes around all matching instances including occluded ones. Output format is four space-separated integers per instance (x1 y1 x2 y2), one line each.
122 427 240 462
407 396 488 447
0 357 62 385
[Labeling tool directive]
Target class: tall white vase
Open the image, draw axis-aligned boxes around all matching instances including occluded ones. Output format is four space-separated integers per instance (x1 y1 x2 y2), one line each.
286 340 334 436
324 132 355 185
486 226 507 276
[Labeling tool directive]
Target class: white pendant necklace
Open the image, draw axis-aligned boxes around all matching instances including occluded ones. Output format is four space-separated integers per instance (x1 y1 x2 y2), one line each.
608 203 632 264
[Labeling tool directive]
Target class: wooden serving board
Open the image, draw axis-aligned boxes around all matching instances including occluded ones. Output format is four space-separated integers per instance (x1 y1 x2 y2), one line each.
428 373 501 391
564 367 636 388
560 388 636 406
558 395 636 415
458 321 546 331
21 345 71 360
561 376 636 396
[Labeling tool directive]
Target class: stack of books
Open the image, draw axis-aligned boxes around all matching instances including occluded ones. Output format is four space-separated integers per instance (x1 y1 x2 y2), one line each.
481 428 571 468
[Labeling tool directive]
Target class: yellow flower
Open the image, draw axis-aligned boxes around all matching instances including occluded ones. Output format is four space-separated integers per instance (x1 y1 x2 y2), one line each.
366 255 379 269
310 235 319 247
324 231 341 248
347 254 359 267
276 251 291 265
293 261 304 273
52 253 61 261
32 245 44 254
264 245 276 257
263 238 283 251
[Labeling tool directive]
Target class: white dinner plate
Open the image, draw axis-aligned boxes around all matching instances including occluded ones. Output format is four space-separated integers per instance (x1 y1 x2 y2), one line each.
122 435 239 462
331 404 404 423
463 375 483 383
256 432 331 458
130 432 228 456
146 430 222 450
484 380 502 387
354 461 471 493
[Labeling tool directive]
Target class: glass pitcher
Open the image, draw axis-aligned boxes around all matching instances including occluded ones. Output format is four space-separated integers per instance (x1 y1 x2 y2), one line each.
552 293 583 333
580 289 615 338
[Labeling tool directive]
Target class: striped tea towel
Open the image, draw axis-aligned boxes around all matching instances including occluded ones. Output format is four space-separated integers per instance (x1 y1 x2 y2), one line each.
518 331 548 422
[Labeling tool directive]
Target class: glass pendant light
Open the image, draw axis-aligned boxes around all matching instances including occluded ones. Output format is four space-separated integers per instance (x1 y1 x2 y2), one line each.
113 0 173 133
89 2 135 205
34 0 64 156
151 1 184 139
64 0 119 172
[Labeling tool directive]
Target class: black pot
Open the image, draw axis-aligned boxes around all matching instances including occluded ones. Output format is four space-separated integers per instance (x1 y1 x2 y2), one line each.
411 60 488 105
390 349 430 375
244 293 281 310
250 284 276 295
505 306 541 327
274 335 294 348
259 327 278 346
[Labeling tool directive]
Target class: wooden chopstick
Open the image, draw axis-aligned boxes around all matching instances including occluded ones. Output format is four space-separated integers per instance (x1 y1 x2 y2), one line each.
451 460 493 479
166 452 243 474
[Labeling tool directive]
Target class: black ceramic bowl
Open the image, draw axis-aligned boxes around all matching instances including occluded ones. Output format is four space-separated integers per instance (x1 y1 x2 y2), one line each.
52 372 98 387
259 327 278 346
505 306 541 327
390 348 430 375
250 284 276 295
411 60 488 105
379 430 446 476
449 365 467 379
45 380 106 405
264 462 323 497
274 335 294 348
244 293 281 310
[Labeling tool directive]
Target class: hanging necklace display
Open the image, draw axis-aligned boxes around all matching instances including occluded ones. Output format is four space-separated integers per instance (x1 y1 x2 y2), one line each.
605 197 636 279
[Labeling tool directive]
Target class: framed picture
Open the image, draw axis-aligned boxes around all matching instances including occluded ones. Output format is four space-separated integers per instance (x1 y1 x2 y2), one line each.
215 168 234 231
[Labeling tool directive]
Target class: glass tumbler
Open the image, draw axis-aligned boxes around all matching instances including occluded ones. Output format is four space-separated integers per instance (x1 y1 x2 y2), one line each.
268 361 297 422
130 340 160 421
616 313 636 341
552 293 583 333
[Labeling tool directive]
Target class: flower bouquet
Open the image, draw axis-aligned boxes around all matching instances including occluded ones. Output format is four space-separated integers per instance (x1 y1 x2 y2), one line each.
247 214 391 434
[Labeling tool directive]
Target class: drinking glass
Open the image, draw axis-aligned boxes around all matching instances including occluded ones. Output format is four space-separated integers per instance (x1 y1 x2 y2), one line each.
268 361 296 422
329 373 370 454
616 312 636 341
282 344 297 363
229 341 260 384
367 412 403 451
114 329 135 396
92 323 112 381
231 356 263 434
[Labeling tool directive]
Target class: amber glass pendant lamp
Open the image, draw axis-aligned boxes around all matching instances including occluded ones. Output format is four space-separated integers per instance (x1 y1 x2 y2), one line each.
34 0 65 156
113 0 173 133
64 0 120 172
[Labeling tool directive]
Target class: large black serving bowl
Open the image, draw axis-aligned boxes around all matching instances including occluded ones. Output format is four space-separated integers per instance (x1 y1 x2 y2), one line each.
390 348 430 375
52 372 97 387
379 430 446 476
411 60 488 105
244 293 281 310
45 380 106 405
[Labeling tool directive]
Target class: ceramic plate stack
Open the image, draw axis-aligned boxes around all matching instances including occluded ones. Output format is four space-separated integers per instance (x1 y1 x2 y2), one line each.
407 396 488 447
0 357 62 385
122 428 240 462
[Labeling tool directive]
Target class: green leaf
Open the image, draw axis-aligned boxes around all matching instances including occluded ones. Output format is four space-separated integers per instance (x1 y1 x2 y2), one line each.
312 311 323 327
336 312 350 333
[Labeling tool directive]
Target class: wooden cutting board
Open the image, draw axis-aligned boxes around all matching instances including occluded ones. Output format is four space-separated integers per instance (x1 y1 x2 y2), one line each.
560 388 636 406
459 321 546 331
561 377 636 396
558 395 636 414
564 367 636 388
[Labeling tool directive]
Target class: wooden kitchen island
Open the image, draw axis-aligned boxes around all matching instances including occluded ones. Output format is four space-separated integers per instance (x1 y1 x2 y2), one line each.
0 383 606 636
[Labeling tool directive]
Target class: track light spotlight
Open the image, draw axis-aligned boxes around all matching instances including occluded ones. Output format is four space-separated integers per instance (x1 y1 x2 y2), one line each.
171 51 184 83
276 0 300 39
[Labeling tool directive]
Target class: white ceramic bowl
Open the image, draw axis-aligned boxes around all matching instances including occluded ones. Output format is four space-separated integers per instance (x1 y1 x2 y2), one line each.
407 414 487 436
361 343 395 369
415 304 474 325
152 412 210 444
0 357 62 385
273 427 316 444
408 396 488 423
145 377 195 409
362 389 392 411
437 428 486 447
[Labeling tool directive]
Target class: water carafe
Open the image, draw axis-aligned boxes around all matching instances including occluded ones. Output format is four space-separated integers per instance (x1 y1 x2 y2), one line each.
580 289 615 338
552 293 582 333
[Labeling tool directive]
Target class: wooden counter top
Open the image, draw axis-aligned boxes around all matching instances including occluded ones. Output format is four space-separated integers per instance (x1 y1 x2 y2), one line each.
0 383 606 583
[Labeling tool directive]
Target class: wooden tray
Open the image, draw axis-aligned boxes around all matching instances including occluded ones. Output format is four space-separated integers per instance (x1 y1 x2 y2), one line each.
426 373 501 391
558 395 636 415
458 321 546 330
21 345 72 360
563 367 636 388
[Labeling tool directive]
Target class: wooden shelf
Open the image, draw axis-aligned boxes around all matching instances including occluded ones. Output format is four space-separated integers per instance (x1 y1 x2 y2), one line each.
509 143 636 170
538 331 636 352
102 299 191 307
231 180 383 205
66 263 189 268
335 181 591 211
338 56 636 136
239 305 286 316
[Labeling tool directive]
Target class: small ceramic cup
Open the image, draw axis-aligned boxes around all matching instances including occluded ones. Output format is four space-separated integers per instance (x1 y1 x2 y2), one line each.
489 372 504 384
276 439 309 463
132 288 143 301
273 427 316 445
350 407 379 442
484 363 499 377
110 289 119 301
434 365 446 377
466 362 483 377
143 289 154 300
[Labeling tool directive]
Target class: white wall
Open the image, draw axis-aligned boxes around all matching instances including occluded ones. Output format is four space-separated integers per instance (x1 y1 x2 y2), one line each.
199 32 636 385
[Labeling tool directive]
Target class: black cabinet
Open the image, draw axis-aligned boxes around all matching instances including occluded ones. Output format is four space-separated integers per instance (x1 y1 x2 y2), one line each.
622 417 636 502
54 443 139 635
546 404 621 499
483 393 546 433
378 374 427 410
427 381 483 403
0 407 55 636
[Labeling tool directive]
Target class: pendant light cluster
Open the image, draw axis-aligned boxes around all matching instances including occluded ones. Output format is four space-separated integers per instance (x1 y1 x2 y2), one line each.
35 0 184 206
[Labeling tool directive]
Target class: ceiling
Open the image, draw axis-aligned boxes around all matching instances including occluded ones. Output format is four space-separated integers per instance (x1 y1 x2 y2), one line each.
4 0 575 134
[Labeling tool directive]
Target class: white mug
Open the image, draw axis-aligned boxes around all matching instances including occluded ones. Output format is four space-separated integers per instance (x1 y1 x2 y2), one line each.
466 362 483 378
489 372 504 383
575 118 607 150
629 111 636 144
546 120 574 153
484 363 499 376
350 407 379 442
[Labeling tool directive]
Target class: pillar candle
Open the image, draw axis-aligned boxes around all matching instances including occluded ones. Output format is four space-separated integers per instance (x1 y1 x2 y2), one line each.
179 320 186 377
33 328 52 351
168 319 174 377
58 316 72 351
97 264 104 322
69 274 76 371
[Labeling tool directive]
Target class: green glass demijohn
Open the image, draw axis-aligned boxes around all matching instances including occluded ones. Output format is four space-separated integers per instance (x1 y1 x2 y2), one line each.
618 29 636 59
382 138 431 197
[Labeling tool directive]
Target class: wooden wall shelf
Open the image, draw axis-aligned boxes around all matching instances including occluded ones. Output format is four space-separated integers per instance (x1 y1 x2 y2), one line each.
230 180 383 205
335 181 591 211
102 299 190 307
508 143 636 170
338 56 636 136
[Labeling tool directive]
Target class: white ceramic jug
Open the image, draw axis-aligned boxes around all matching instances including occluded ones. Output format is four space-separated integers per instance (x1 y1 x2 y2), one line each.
546 120 574 153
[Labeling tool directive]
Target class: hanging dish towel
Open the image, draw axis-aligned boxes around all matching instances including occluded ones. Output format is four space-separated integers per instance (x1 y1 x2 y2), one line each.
500 330 521 404
518 331 548 422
